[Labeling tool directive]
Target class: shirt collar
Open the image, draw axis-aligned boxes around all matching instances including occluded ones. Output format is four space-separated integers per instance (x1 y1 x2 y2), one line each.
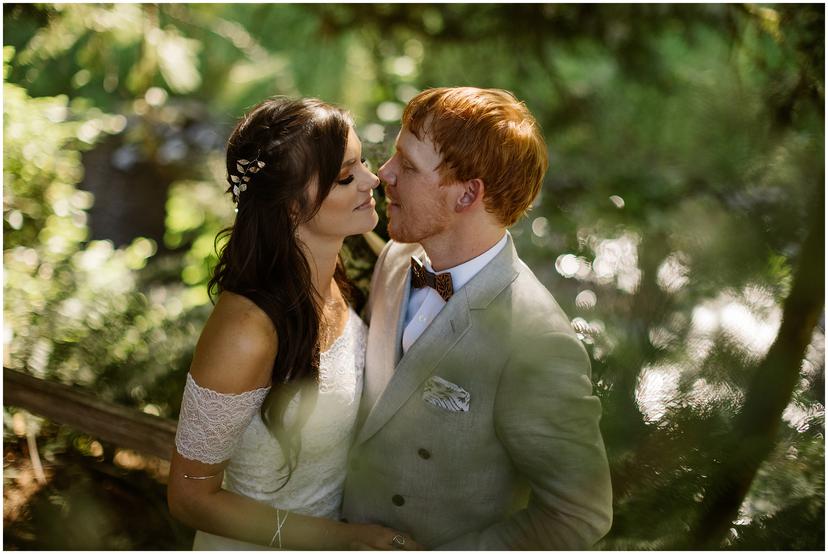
421 233 508 293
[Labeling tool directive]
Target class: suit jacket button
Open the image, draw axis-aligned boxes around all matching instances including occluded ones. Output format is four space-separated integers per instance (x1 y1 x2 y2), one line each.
392 494 405 506
417 448 431 460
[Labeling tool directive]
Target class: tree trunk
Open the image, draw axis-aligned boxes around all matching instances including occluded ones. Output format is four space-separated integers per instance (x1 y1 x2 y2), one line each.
686 182 825 548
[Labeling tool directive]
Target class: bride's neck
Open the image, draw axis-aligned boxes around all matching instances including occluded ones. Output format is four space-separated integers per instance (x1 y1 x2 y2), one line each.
296 229 343 303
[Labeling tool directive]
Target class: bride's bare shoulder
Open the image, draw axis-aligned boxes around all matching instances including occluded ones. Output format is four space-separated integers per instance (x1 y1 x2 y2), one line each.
189 291 278 393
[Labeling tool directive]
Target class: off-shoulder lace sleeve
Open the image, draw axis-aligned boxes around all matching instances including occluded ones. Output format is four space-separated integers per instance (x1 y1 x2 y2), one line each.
174 372 271 464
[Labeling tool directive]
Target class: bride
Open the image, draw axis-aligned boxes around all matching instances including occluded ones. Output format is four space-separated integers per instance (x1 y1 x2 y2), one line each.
167 97 420 550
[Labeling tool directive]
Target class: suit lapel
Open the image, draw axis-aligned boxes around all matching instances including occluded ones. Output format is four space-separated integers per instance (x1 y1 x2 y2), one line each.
356 233 522 445
392 272 410 366
356 288 472 445
360 247 415 424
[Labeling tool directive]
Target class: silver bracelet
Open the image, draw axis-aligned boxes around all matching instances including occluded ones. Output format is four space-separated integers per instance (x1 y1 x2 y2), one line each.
269 508 288 548
183 472 220 480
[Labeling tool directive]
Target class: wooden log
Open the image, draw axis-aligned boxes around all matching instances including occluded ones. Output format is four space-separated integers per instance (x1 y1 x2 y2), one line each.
3 368 178 461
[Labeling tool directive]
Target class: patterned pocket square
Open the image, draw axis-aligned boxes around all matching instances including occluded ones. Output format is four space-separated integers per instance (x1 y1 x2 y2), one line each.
422 376 470 412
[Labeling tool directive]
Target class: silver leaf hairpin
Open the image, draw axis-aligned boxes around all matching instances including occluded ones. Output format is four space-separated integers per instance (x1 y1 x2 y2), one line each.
230 158 266 207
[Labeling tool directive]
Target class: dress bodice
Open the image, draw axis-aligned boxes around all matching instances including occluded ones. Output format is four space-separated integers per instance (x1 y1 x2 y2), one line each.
181 308 366 550
223 308 365 517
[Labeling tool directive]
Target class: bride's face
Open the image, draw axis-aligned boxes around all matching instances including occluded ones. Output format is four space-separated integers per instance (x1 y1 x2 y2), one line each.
301 127 380 239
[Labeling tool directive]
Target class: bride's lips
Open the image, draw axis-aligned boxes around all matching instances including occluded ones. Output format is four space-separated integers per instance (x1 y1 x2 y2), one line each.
354 197 376 211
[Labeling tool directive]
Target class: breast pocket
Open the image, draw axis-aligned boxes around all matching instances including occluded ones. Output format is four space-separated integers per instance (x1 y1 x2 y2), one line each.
422 375 470 411
418 388 477 434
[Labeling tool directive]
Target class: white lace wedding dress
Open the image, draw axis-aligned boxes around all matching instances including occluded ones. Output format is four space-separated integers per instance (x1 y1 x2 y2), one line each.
174 308 366 550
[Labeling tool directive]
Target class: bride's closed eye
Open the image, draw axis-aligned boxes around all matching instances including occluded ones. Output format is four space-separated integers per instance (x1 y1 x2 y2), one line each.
337 158 368 185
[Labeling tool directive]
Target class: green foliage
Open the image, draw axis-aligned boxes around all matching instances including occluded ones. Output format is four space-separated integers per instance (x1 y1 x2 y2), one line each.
164 172 232 305
3 48 202 417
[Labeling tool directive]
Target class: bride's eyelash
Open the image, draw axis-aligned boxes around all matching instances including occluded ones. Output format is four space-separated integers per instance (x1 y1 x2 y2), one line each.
337 158 368 185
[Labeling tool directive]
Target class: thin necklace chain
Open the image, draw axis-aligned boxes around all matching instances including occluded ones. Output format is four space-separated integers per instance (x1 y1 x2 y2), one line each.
319 284 346 351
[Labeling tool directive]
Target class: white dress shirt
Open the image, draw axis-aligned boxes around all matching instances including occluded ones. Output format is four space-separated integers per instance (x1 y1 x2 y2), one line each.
402 233 508 354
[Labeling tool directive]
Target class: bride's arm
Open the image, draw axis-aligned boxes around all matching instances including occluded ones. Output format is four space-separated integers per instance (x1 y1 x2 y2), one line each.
169 452 392 549
167 292 416 550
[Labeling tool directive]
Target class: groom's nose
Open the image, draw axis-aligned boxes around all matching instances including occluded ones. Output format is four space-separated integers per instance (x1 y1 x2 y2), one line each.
378 157 396 186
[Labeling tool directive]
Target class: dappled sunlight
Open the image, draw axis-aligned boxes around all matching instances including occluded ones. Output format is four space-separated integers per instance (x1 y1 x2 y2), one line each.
591 233 641 294
635 364 682 423
385 55 417 78
113 447 171 483
691 304 719 334
554 231 641 294
570 316 605 345
648 324 680 351
720 300 781 360
782 326 825 434
555 253 581 278
151 28 203 94
636 365 745 426
228 56 292 88
689 285 783 362
396 83 420 103
782 401 824 433
634 282 810 430
376 101 404 122
685 376 743 413
144 86 168 107
531 215 549 238
656 252 690 293
361 123 386 143
575 289 597 310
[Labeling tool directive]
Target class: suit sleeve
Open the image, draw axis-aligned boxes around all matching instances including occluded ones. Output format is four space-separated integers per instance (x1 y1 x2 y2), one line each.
436 331 613 550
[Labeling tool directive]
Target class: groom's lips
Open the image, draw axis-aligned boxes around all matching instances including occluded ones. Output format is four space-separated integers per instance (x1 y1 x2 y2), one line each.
385 193 400 208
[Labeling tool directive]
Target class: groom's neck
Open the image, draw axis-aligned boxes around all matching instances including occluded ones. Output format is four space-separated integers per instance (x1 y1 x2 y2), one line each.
422 222 505 272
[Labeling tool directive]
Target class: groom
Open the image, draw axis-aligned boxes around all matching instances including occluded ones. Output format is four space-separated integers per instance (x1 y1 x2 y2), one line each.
343 87 612 549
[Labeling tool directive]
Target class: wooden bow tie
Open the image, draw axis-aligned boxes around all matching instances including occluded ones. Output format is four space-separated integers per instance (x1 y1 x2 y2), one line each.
410 257 454 302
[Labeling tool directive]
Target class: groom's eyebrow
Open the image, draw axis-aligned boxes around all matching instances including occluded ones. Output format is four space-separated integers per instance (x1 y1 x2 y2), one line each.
396 145 416 166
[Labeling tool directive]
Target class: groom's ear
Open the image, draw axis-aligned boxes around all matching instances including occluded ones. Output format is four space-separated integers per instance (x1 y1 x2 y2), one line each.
454 178 485 213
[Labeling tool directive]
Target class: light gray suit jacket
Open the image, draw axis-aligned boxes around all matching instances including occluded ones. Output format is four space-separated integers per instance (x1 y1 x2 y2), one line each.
342 235 612 550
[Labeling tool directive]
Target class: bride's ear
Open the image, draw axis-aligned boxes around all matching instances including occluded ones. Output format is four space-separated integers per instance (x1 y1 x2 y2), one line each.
454 178 485 213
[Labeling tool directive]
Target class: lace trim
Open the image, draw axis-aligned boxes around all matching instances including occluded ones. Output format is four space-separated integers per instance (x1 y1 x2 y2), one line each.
175 310 364 464
319 309 364 395
175 373 271 464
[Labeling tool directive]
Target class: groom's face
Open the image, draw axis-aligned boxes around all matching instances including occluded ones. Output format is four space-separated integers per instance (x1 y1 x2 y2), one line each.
378 127 454 244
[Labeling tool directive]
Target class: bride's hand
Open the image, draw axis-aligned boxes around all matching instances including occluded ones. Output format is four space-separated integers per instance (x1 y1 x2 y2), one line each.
346 523 422 550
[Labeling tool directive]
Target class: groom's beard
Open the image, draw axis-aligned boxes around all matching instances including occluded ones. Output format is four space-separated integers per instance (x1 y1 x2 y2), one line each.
386 189 453 245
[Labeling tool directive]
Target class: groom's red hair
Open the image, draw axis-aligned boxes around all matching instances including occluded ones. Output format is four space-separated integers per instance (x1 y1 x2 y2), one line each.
402 87 548 227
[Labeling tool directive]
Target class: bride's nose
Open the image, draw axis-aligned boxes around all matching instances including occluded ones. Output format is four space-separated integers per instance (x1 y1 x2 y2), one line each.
359 172 380 191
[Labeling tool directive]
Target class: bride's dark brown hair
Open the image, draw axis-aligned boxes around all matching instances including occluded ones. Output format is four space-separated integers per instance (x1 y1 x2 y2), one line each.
208 97 354 488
